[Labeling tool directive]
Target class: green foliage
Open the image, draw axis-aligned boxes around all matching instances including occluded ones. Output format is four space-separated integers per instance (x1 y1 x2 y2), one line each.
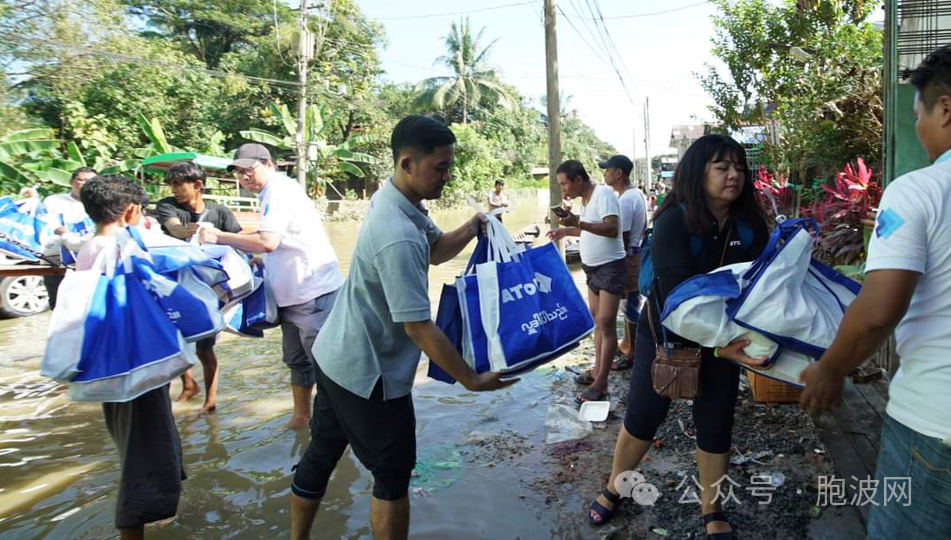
240 101 378 195
0 128 81 193
445 122 504 203
124 0 290 68
0 0 614 205
700 0 882 180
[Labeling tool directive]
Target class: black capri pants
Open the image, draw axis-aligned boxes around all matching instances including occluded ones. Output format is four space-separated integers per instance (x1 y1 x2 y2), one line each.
623 308 741 454
291 364 416 501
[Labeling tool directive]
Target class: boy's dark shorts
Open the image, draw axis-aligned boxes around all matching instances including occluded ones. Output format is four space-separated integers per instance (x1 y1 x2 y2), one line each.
103 385 185 529
291 364 416 501
582 258 628 296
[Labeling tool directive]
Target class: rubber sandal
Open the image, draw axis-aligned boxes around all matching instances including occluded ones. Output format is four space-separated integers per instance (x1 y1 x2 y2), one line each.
587 487 624 526
574 369 595 385
576 387 608 404
611 354 634 371
702 511 736 539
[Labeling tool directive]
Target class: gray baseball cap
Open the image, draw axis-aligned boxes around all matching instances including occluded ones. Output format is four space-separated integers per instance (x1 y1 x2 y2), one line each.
227 143 272 171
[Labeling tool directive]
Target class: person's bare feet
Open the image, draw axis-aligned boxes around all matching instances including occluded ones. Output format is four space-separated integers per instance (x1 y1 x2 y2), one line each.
285 415 311 430
198 401 217 417
176 382 201 402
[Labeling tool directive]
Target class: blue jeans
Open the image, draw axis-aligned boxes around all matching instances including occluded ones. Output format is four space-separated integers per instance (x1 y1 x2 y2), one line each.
866 414 951 539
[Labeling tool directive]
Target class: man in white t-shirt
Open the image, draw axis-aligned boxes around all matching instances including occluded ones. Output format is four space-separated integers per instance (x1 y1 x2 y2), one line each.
799 45 951 538
600 155 647 370
547 159 626 403
487 179 509 222
201 144 343 430
42 166 96 307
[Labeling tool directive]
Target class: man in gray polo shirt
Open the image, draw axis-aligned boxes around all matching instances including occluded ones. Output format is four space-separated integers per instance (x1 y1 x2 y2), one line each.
289 115 517 540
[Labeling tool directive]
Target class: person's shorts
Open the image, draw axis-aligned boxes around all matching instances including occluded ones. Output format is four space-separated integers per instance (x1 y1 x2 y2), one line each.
291 365 416 501
103 385 185 528
582 258 628 296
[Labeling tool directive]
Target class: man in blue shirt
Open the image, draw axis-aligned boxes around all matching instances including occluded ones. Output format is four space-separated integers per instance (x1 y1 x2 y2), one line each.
289 115 517 540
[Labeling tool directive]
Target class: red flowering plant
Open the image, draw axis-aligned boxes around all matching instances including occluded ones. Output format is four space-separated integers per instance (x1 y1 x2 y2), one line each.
753 166 795 222
801 158 882 276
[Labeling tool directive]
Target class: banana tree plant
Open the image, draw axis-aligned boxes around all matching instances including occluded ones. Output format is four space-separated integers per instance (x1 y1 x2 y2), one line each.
240 102 377 194
0 128 83 193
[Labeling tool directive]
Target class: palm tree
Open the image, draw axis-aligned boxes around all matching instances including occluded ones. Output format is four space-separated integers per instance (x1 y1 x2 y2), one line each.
414 18 517 124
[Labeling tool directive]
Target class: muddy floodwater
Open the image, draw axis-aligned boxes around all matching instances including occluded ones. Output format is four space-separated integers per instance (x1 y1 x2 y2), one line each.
0 190 595 539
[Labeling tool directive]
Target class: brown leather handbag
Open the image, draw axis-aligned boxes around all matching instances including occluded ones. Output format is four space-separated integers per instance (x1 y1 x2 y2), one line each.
647 300 702 399
646 227 734 400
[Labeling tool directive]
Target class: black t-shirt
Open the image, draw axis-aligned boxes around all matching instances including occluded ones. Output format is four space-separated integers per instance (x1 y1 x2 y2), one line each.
647 203 769 343
155 197 243 235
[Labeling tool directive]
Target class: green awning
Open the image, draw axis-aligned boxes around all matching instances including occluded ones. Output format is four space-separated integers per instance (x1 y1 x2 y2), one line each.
141 152 232 172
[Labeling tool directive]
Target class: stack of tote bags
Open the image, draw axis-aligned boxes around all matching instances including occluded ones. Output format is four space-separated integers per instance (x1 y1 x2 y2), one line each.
660 218 861 387
41 227 278 402
430 209 594 383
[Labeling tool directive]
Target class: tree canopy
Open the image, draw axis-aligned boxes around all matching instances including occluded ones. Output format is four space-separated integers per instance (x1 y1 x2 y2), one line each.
0 0 615 201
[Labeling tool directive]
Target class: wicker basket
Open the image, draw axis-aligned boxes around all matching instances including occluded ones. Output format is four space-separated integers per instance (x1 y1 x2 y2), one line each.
746 370 803 403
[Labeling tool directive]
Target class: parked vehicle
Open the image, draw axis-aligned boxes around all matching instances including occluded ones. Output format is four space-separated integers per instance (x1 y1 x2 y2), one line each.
0 254 50 318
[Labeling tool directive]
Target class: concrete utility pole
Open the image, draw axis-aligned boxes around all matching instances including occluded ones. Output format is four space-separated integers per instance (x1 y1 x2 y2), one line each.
643 98 652 192
295 0 314 190
544 0 562 246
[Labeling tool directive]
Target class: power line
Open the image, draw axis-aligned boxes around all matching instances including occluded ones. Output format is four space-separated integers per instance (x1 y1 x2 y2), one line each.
587 0 636 83
564 1 710 20
556 5 614 70
564 0 635 105
371 1 539 21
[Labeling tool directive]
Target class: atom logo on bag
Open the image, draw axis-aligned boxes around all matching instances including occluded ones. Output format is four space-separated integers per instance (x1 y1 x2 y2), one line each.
500 272 553 304
614 470 661 506
520 303 569 335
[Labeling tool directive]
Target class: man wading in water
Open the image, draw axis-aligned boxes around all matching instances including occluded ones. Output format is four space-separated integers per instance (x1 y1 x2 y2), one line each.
289 115 516 539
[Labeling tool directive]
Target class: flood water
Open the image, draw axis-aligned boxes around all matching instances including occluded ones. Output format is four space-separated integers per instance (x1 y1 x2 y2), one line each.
0 190 593 539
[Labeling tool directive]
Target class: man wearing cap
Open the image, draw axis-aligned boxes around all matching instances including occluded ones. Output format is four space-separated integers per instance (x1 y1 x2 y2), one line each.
600 155 647 370
200 143 343 430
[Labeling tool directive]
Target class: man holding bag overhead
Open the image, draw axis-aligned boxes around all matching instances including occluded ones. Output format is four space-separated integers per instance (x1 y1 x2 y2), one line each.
199 144 342 430
288 115 516 540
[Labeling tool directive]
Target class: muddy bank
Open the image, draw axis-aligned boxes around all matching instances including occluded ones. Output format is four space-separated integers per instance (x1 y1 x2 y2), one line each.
458 337 861 540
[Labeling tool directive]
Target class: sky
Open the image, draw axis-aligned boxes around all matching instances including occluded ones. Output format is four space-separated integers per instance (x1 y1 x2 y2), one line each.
353 0 727 158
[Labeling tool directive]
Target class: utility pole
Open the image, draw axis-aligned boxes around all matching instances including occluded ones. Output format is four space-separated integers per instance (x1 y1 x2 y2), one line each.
632 123 637 184
295 0 314 190
643 98 652 192
544 0 562 248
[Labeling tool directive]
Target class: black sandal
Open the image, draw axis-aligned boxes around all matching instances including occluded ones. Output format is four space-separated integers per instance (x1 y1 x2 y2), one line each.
702 511 736 539
587 487 624 526
611 353 634 371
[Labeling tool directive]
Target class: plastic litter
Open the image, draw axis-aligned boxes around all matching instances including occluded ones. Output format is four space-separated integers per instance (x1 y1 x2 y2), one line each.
651 527 669 536
412 444 462 491
677 418 696 440
730 450 773 466
578 400 610 422
545 403 593 444
753 472 786 488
